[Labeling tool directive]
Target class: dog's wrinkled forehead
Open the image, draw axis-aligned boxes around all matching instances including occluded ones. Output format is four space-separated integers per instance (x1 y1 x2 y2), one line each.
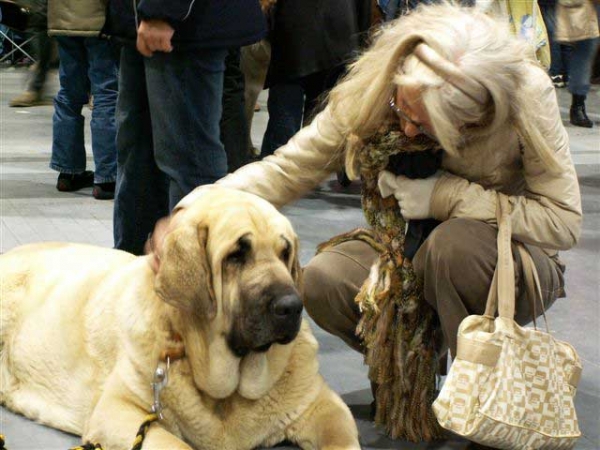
182 187 294 249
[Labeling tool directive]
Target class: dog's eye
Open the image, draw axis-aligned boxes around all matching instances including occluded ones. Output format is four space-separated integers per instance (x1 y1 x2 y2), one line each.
280 241 291 264
227 238 251 264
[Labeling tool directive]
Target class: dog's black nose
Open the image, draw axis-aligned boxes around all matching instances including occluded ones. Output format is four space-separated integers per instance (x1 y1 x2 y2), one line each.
271 293 303 319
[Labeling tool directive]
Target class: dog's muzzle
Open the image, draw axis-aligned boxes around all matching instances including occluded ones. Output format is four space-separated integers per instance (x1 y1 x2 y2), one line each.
228 286 303 357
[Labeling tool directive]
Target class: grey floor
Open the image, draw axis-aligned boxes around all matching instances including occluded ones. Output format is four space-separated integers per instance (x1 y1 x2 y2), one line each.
0 66 599 450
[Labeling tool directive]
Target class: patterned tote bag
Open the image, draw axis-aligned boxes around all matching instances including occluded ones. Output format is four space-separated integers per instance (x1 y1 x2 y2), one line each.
433 194 582 449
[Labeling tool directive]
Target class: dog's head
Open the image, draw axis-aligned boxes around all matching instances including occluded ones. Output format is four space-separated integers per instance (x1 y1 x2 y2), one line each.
153 187 303 358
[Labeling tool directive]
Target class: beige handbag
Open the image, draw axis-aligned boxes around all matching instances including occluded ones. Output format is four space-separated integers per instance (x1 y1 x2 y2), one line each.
432 194 583 450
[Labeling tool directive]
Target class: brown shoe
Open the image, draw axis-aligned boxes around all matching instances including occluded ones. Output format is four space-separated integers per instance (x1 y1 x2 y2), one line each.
9 91 42 107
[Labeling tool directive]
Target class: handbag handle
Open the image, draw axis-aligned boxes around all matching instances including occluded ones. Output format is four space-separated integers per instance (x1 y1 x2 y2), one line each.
484 194 515 319
516 244 551 333
483 194 552 330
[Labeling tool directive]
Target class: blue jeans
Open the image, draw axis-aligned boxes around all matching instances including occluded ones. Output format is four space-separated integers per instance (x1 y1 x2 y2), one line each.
539 2 572 78
568 37 600 96
50 36 118 183
113 46 228 255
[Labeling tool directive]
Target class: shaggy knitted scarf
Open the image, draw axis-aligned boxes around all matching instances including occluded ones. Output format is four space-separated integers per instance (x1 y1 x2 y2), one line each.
317 126 444 442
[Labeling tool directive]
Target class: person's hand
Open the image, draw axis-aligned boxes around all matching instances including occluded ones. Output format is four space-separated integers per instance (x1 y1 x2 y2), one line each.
144 185 217 272
377 170 442 220
136 19 174 57
144 214 177 273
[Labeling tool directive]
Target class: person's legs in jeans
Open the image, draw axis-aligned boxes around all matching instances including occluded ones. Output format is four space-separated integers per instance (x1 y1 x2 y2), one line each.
84 37 118 187
568 37 600 127
113 46 169 255
569 37 600 97
50 36 91 181
145 48 228 210
540 2 567 82
261 82 304 157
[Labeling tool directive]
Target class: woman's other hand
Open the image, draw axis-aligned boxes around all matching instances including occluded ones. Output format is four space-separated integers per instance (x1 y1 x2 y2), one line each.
378 170 442 220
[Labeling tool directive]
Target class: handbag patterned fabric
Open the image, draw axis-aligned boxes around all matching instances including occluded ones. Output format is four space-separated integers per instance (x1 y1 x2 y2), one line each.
432 195 582 450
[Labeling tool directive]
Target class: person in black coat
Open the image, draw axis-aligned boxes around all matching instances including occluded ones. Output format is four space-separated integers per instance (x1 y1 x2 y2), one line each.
105 0 266 255
261 0 371 157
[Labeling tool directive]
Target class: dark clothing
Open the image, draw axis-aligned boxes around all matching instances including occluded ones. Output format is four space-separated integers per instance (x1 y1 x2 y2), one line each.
113 46 228 255
28 28 53 93
261 0 369 156
109 0 265 255
379 0 474 21
106 0 266 49
12 2 52 93
261 83 304 157
261 66 345 157
266 0 370 87
221 47 252 172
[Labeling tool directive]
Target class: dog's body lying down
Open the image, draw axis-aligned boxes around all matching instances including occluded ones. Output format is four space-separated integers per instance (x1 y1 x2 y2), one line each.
0 188 360 450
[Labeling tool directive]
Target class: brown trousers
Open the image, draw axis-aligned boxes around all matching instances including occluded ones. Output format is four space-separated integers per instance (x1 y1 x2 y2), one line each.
303 219 565 357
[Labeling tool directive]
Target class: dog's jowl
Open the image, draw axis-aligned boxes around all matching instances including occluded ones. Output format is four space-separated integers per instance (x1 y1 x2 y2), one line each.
0 187 360 450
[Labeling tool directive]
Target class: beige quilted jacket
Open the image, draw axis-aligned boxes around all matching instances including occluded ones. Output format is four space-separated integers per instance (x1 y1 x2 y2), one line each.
48 0 108 36
181 62 582 256
555 0 599 43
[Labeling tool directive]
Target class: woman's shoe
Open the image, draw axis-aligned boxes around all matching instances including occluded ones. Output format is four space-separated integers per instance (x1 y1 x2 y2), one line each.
570 95 593 128
569 95 594 128
56 171 94 192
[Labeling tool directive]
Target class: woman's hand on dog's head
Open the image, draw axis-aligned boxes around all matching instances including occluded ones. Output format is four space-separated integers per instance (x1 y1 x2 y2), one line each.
145 215 175 273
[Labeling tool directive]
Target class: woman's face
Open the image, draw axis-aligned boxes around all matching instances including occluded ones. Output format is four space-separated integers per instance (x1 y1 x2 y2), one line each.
392 86 436 140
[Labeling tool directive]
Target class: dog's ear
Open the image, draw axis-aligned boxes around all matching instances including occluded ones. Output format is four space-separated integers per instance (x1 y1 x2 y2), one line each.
154 224 216 319
291 236 303 292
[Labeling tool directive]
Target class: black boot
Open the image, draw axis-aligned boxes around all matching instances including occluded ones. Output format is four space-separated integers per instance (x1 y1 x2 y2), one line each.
570 95 593 128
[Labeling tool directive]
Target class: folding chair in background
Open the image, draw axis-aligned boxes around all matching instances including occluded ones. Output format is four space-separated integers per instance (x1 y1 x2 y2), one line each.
0 0 35 64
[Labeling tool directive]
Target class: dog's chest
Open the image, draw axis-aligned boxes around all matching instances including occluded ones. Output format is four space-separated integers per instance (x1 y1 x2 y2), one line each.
160 386 297 450
159 360 318 450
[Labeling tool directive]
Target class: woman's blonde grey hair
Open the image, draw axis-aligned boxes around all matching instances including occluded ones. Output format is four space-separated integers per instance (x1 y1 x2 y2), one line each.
329 2 564 178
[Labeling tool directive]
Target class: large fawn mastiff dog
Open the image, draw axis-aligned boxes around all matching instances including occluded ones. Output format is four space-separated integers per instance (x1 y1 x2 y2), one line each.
0 187 360 450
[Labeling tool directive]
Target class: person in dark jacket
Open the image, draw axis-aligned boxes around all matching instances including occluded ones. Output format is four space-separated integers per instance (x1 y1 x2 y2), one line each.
106 0 266 255
260 0 371 157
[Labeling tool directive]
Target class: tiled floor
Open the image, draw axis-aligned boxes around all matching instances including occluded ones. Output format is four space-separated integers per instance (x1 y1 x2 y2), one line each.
0 66 599 449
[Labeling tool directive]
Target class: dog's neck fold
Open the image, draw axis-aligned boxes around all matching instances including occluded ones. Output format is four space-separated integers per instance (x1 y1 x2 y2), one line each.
177 319 293 400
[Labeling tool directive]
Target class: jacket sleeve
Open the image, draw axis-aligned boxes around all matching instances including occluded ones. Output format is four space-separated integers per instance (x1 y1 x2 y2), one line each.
429 68 582 251
137 0 198 23
178 106 347 210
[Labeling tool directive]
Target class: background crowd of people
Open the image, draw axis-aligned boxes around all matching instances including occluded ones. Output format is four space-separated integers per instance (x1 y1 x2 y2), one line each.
1 0 597 210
